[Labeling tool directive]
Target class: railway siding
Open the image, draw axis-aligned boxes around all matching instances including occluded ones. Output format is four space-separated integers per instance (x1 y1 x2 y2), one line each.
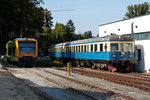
3 61 150 100
0 63 47 100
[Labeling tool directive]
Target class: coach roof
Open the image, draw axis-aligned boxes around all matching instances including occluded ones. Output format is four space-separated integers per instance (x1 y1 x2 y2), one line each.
51 35 133 47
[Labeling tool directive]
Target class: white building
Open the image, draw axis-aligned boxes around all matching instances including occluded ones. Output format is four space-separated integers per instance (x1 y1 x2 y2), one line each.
99 14 150 72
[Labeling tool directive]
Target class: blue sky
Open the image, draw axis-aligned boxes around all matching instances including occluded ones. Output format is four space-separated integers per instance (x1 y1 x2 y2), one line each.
42 0 150 36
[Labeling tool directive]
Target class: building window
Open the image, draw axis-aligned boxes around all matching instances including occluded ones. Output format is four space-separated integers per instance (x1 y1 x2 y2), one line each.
123 32 150 40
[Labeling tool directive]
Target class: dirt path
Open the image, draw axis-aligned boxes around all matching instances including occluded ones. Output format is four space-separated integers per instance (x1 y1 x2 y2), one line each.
0 63 49 100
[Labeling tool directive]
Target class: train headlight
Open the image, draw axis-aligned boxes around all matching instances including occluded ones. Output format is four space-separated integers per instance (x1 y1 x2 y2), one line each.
129 54 132 58
111 53 116 58
128 51 132 58
121 52 125 57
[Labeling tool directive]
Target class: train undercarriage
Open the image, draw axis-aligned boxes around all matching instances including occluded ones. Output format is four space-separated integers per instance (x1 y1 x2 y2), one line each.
52 57 135 72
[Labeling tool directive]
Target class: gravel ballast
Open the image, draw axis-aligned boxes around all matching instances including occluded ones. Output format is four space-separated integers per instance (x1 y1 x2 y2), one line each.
0 63 47 100
6 65 150 100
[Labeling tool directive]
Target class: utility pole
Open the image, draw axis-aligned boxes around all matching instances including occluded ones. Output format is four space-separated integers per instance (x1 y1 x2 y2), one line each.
131 22 134 39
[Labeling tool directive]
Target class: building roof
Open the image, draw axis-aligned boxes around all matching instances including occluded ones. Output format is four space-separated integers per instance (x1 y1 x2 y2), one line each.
99 14 150 26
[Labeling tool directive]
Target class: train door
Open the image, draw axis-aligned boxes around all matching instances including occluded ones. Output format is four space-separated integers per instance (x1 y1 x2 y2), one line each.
12 44 16 62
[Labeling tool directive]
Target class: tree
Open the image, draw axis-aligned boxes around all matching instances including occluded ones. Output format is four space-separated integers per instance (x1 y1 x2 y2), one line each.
0 0 44 50
54 23 68 42
83 31 92 39
46 11 53 29
66 19 75 34
125 2 150 19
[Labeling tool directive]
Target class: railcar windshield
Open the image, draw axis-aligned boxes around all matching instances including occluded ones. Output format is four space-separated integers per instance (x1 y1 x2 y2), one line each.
18 41 36 53
111 43 118 51
125 43 133 51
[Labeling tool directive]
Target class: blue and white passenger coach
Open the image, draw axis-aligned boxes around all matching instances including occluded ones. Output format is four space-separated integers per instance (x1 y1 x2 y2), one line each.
49 35 135 71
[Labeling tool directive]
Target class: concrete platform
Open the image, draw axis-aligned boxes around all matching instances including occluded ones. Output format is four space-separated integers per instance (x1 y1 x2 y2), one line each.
0 62 47 100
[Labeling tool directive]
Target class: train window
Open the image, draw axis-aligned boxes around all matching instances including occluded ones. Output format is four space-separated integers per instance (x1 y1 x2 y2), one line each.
94 44 97 52
91 44 93 52
120 43 124 52
73 46 75 52
81 45 83 52
64 47 66 52
105 43 107 51
66 47 67 52
66 47 68 52
70 47 71 52
68 47 70 52
111 43 118 51
71 46 73 52
60 47 62 52
78 46 80 52
84 45 86 52
125 43 133 51
100 44 103 52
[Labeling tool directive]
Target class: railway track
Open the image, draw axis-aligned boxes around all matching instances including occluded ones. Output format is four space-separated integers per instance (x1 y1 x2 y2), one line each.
24 68 99 100
33 67 135 100
37 61 150 91
77 67 150 80
57 67 150 91
6 62 150 99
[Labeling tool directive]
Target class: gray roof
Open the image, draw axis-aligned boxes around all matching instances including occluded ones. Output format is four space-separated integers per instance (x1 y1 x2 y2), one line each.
51 35 133 47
